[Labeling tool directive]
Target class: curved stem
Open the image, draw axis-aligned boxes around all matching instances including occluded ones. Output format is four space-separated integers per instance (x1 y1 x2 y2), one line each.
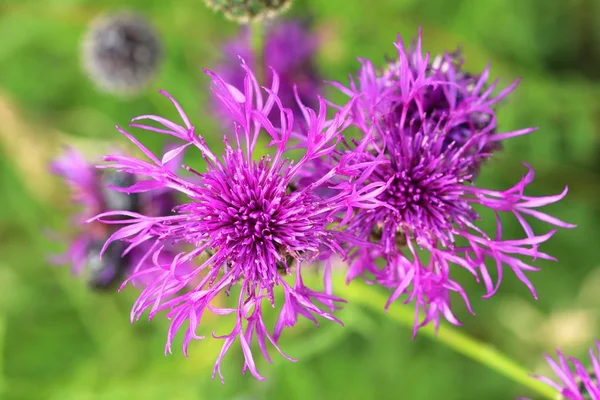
337 281 557 399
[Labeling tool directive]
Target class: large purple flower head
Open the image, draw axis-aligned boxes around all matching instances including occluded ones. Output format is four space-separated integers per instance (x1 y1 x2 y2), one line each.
50 146 180 289
213 19 321 128
89 61 381 381
530 342 600 400
326 30 575 334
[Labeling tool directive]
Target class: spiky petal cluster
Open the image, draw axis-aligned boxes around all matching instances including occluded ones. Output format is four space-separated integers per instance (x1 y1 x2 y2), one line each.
213 19 321 128
89 62 382 381
328 30 574 333
50 146 180 290
333 29 527 175
530 342 600 400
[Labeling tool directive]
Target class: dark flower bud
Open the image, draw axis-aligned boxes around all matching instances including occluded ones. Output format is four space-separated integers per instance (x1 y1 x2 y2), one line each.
84 239 128 291
82 12 162 95
99 170 139 212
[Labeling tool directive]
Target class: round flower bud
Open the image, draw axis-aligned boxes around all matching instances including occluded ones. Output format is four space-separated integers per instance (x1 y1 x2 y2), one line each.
204 0 292 23
81 12 162 95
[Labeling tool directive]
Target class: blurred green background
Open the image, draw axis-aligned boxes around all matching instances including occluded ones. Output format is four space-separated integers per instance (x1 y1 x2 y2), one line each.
1 0 599 399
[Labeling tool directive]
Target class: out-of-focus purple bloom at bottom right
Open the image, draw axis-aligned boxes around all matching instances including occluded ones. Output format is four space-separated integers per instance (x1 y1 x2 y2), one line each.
526 342 600 400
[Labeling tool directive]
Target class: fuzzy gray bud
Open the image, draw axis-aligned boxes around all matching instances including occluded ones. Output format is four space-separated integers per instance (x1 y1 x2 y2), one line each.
82 13 162 95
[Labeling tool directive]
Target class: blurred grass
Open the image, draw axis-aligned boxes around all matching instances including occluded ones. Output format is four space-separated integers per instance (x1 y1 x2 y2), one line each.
0 0 599 399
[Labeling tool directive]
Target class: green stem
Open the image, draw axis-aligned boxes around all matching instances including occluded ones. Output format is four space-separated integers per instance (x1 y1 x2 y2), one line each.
337 281 557 399
0 315 5 397
250 20 265 83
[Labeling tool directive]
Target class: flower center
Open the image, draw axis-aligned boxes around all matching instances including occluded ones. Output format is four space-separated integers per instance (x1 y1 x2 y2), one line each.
234 200 276 243
369 161 467 246
382 172 431 211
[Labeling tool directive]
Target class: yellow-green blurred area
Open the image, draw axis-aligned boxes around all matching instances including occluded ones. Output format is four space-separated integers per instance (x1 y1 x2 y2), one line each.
0 0 599 399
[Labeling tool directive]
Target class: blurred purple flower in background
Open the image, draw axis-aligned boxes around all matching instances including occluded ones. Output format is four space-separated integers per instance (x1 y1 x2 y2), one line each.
213 19 322 128
50 146 181 290
530 342 600 400
318 29 575 333
88 61 382 381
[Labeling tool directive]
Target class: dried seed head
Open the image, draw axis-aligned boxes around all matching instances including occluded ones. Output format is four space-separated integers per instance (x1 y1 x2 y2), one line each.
204 0 292 23
81 12 162 95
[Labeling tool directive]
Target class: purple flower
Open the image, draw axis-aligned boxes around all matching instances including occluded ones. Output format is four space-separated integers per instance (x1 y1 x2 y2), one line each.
531 342 600 400
213 19 321 128
89 62 377 381
325 29 575 333
50 146 180 289
332 29 523 175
